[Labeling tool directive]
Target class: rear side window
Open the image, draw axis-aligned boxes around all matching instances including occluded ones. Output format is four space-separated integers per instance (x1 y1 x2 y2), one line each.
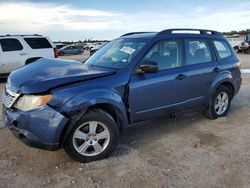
185 39 212 65
0 38 23 52
213 40 232 59
24 38 52 49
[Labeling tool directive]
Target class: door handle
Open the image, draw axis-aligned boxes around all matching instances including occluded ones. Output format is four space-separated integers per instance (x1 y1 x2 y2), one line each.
213 67 220 72
19 52 27 56
176 74 187 80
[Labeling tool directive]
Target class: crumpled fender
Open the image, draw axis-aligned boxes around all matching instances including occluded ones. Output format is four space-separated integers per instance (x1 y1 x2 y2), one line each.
61 88 129 128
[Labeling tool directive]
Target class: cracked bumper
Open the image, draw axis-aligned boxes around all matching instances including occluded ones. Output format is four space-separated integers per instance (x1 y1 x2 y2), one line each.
2 105 69 151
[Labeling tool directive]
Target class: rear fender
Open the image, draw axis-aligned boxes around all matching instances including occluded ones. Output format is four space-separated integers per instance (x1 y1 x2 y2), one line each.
208 70 234 100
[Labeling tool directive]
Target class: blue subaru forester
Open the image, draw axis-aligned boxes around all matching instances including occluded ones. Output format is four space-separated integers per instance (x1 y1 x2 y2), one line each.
2 29 242 162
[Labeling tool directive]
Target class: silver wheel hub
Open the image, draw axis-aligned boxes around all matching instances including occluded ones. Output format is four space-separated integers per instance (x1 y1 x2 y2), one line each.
72 121 110 157
214 91 229 115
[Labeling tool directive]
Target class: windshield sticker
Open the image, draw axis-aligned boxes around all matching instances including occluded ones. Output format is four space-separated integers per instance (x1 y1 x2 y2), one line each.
120 47 136 55
121 59 127 63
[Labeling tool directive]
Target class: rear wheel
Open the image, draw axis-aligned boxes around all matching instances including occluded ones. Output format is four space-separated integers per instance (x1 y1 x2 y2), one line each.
64 109 119 163
206 85 233 119
59 52 64 56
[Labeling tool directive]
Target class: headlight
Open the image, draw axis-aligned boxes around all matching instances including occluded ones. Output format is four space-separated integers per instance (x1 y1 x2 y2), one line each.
14 94 52 111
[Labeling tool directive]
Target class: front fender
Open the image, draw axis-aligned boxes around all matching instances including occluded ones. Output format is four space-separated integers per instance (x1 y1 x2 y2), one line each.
61 88 129 127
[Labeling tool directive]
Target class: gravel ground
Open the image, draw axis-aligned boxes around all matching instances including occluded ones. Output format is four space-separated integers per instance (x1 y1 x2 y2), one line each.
0 53 249 188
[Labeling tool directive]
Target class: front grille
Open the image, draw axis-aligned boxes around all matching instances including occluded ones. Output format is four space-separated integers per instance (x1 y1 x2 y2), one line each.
2 88 20 108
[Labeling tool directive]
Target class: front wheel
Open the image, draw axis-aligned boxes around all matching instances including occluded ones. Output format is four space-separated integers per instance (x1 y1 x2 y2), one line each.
206 86 233 119
64 109 119 163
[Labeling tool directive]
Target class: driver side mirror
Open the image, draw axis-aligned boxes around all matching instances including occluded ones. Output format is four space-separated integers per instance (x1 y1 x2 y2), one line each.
136 61 158 74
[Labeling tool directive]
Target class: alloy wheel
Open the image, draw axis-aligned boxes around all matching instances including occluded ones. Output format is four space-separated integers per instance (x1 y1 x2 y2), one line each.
214 91 229 115
72 121 110 156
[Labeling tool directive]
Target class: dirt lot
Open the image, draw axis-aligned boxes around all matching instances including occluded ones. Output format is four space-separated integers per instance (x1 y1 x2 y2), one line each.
0 53 249 188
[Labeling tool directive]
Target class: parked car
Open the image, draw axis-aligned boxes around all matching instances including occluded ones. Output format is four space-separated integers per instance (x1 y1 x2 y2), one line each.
89 42 108 56
54 42 66 49
58 45 84 56
2 29 242 162
239 35 250 53
226 34 245 53
0 34 58 78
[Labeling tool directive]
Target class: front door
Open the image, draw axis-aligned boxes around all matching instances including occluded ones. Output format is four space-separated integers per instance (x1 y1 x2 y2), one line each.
129 39 189 122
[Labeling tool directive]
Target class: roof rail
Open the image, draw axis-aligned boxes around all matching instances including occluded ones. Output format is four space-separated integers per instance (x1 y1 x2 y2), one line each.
0 34 42 37
157 29 221 36
120 32 156 37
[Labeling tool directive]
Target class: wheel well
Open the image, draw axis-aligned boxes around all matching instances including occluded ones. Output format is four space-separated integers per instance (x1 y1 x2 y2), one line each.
25 57 41 65
59 103 125 148
87 103 122 130
219 82 234 98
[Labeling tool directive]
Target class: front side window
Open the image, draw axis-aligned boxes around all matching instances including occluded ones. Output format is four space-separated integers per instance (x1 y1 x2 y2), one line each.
24 38 52 49
0 38 23 52
213 40 232 59
141 39 182 70
185 39 212 65
85 39 146 69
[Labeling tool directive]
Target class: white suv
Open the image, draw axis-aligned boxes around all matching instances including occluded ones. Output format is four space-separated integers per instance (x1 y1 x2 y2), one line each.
0 35 58 77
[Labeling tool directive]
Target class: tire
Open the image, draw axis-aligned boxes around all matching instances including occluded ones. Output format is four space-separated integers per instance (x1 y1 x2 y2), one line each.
59 52 64 56
247 48 250 54
206 85 233 119
64 109 119 163
234 46 239 53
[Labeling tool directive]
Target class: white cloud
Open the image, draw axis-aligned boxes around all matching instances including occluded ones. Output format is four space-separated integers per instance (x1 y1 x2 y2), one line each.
0 1 249 40
0 2 119 32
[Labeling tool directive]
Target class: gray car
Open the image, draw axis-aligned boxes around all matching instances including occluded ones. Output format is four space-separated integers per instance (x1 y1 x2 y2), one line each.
58 45 84 56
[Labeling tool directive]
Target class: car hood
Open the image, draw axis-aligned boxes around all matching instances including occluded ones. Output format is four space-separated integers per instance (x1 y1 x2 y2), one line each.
7 58 115 94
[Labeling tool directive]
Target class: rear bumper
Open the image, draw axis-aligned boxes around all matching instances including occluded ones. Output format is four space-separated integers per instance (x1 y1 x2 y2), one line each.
2 105 69 151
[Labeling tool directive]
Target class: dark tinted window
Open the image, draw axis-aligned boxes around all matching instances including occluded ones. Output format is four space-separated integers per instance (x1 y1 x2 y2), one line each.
24 38 52 49
213 40 232 59
185 39 212 65
142 39 182 70
0 38 23 52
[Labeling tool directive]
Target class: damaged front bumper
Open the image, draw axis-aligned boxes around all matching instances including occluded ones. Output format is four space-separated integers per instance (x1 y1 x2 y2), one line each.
2 105 69 151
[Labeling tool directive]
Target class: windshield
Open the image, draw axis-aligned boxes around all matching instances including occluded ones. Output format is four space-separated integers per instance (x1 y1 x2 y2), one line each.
85 39 146 69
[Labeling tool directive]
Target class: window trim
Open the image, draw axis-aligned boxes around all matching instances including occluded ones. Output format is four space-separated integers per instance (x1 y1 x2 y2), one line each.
133 38 184 74
0 38 23 52
211 39 233 60
183 38 215 67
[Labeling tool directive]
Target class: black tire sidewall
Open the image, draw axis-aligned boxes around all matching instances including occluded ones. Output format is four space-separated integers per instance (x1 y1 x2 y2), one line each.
208 86 232 119
64 109 119 163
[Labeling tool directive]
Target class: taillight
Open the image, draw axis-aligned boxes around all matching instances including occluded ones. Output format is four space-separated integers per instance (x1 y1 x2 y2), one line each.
236 61 241 69
54 48 58 58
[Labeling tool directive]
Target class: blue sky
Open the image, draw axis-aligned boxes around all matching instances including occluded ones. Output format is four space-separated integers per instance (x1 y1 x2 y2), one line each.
0 0 250 41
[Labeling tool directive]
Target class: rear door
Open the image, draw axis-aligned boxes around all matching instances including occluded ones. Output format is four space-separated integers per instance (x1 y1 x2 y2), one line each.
0 38 25 74
23 37 54 58
182 38 219 108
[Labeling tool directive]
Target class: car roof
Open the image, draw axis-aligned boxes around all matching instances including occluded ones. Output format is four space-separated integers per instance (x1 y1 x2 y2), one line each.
119 29 224 40
0 34 44 38
121 32 157 39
